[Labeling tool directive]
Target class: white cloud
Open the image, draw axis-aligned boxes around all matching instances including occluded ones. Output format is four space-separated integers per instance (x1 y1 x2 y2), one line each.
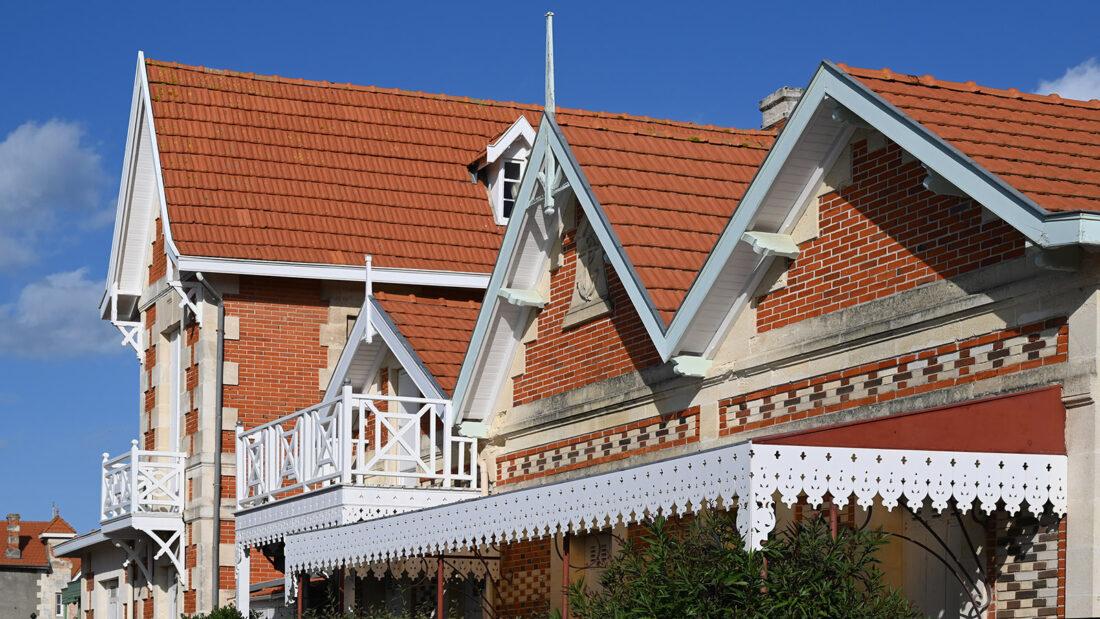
0 120 109 270
1037 58 1100 101
0 268 120 359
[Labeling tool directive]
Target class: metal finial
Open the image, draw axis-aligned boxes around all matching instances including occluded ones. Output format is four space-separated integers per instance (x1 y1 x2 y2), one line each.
545 11 555 120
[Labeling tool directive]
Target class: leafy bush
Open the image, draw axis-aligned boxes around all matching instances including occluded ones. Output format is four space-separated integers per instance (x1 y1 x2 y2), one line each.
182 606 253 619
568 512 919 619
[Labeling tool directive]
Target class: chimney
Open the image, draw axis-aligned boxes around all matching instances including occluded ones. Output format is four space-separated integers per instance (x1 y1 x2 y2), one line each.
759 87 804 130
5 513 20 559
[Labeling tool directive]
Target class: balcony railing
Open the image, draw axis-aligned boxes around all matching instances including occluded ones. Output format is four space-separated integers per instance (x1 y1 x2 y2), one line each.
100 441 186 522
236 388 479 510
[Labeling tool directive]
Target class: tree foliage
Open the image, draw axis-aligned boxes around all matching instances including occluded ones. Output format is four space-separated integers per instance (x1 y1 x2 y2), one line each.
568 512 919 619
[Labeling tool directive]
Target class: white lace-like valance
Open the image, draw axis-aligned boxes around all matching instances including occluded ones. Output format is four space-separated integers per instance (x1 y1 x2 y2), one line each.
281 441 1067 597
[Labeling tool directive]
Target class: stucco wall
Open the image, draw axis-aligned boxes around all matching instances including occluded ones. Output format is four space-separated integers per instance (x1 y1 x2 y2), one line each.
0 569 41 619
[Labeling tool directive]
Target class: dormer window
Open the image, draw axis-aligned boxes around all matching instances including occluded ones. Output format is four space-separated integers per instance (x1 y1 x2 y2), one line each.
481 116 536 224
501 159 524 219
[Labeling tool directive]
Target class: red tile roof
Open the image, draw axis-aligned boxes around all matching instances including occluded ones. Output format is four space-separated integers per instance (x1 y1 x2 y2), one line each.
557 114 774 324
145 59 775 327
839 64 1100 214
0 516 74 570
146 59 537 273
374 290 482 395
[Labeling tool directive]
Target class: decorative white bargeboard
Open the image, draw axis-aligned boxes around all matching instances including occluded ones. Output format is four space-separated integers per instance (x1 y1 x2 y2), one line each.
236 388 478 511
281 441 1067 597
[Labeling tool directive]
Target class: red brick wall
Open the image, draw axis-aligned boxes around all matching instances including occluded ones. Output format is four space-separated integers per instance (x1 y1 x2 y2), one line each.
148 217 167 284
497 407 700 485
513 220 661 405
756 138 1026 332
224 276 329 430
497 538 551 618
142 305 157 450
250 551 284 586
720 318 1067 437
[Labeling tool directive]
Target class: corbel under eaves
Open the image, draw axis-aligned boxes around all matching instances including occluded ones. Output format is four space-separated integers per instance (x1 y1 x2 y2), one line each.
167 279 204 326
670 355 713 378
921 164 966 198
498 287 548 308
741 231 800 259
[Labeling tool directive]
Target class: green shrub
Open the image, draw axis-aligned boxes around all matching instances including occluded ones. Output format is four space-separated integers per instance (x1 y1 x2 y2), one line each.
568 512 919 619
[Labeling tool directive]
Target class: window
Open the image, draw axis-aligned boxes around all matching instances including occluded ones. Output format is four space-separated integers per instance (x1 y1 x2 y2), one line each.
55 592 63 617
501 159 524 220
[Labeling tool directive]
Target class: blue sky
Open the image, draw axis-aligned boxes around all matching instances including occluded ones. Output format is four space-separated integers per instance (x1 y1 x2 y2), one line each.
1 1 1098 533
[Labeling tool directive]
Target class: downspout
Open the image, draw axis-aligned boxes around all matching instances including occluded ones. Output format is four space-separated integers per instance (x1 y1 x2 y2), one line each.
194 272 225 610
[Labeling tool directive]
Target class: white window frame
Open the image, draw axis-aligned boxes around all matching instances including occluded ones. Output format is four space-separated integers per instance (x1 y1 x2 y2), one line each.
55 591 63 617
484 116 535 225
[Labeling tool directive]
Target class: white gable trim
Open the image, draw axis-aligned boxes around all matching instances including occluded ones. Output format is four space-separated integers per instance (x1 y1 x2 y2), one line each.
665 61 1100 359
486 116 536 165
100 52 178 320
176 256 489 289
324 296 445 402
451 123 552 419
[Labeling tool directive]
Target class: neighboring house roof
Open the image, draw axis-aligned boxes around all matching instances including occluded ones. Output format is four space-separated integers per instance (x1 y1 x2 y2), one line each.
144 59 534 273
373 290 481 395
39 515 77 538
840 64 1100 214
0 516 74 570
556 113 774 323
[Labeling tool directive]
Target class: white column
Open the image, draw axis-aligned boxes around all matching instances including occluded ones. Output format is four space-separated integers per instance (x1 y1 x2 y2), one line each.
1066 289 1100 617
236 545 250 616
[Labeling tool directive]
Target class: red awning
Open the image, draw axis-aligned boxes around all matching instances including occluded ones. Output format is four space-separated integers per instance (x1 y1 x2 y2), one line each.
758 386 1065 455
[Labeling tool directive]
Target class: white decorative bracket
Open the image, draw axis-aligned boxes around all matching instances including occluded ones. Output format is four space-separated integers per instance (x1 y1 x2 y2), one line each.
670 355 713 378
830 101 872 129
497 287 549 308
138 526 187 587
457 421 490 439
110 283 143 362
167 280 203 326
114 539 152 585
921 164 967 197
112 321 144 361
741 231 800 259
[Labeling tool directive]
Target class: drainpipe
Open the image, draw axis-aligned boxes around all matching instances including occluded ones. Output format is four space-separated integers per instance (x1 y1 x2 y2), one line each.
194 272 226 610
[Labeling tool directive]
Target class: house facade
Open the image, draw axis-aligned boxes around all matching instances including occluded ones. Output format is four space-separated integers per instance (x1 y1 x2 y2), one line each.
58 19 1100 619
2 512 80 619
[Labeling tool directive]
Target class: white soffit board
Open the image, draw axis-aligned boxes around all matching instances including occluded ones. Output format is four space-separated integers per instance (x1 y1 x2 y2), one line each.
176 256 490 289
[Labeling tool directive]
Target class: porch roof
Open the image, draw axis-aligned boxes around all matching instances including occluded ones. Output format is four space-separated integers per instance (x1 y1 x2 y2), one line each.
280 438 1067 596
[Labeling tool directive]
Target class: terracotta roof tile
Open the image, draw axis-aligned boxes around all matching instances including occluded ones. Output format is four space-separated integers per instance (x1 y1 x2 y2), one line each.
373 290 482 395
557 112 774 323
146 60 537 273
0 516 73 569
838 63 1100 214
147 59 775 326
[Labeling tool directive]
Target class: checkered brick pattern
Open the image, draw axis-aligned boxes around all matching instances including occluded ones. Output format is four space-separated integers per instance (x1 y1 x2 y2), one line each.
719 318 1067 436
497 407 700 485
496 538 551 619
989 512 1065 618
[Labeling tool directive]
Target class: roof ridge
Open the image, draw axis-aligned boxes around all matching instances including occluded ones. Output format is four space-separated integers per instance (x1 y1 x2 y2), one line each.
145 58 764 137
836 62 1100 111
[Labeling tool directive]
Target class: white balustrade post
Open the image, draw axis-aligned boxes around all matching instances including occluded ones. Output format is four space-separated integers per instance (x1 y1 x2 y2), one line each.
266 426 278 500
340 386 354 485
129 439 140 514
470 439 479 489
235 423 245 509
443 402 453 488
236 544 250 615
101 452 110 521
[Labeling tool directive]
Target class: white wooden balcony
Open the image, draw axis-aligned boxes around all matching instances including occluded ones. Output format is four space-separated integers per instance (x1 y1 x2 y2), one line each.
234 388 482 548
100 440 186 531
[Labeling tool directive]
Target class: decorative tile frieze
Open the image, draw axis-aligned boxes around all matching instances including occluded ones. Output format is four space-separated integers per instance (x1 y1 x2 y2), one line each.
497 407 700 485
720 318 1068 436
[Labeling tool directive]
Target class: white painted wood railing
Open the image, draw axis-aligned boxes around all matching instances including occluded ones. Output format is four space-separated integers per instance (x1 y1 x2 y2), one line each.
100 440 186 522
236 387 479 509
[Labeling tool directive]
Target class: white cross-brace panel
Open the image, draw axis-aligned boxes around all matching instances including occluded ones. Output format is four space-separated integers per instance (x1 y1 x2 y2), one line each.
280 442 1067 598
